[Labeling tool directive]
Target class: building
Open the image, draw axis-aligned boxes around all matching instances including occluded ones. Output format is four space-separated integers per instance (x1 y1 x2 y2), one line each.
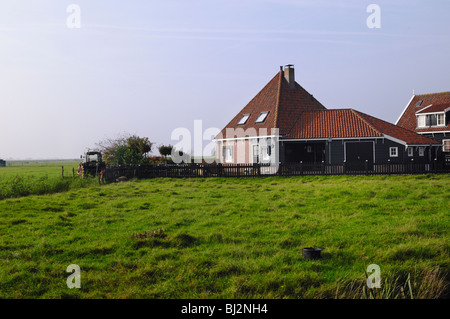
396 91 450 162
0 159 5 167
215 65 441 170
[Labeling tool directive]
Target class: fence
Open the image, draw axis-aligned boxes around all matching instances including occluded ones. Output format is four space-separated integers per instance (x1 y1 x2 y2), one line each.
102 161 450 181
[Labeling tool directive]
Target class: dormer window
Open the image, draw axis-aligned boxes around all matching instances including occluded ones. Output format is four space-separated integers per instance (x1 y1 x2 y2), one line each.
255 111 269 123
417 113 445 128
238 114 250 125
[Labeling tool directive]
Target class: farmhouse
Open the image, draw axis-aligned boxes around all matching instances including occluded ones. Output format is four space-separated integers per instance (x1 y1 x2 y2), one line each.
215 65 441 170
396 91 450 163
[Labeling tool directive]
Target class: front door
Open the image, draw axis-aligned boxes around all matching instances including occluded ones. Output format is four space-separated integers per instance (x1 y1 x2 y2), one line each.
345 142 374 170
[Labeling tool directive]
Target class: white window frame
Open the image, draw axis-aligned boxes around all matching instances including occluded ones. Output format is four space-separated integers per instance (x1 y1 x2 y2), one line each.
224 146 233 163
417 115 426 128
252 144 259 163
443 139 450 152
407 147 413 157
437 113 445 126
255 111 269 123
238 114 250 125
418 147 425 157
389 147 398 157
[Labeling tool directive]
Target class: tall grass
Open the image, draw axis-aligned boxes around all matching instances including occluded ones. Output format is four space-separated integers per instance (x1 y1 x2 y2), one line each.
0 175 97 200
335 268 448 299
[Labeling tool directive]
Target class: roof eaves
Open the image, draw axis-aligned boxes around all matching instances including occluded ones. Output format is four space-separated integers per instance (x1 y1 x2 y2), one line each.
382 134 407 146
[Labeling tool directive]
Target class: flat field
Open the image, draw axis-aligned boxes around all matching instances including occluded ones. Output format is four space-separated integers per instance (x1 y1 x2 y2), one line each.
0 160 80 178
0 164 448 298
0 161 93 200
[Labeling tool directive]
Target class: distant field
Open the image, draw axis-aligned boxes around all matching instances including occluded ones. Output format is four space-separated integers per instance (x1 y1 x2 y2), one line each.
1 160 80 178
0 172 448 299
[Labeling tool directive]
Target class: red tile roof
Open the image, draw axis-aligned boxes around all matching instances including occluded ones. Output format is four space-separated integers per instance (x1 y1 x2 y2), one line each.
216 68 440 146
217 70 325 139
396 91 450 133
286 109 439 145
354 110 440 145
416 103 450 114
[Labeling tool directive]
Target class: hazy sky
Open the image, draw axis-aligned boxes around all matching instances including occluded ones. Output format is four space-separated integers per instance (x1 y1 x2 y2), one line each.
0 0 449 159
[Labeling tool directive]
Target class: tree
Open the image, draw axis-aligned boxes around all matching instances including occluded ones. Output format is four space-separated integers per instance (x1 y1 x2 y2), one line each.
158 145 173 164
95 133 154 165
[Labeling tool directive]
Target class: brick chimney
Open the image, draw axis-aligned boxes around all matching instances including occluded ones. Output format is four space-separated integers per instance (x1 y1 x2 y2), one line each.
283 64 295 88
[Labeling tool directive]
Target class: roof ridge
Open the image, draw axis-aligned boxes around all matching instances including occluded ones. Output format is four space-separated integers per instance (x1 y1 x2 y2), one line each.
350 109 382 136
415 91 450 97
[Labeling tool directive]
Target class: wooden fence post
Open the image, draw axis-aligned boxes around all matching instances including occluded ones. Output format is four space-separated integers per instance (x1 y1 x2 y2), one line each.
62 166 64 179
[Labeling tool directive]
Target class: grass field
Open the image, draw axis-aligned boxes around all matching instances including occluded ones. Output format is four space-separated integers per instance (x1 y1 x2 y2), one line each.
0 164 448 299
0 161 96 200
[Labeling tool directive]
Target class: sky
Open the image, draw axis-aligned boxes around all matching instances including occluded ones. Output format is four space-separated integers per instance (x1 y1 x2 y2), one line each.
0 0 449 159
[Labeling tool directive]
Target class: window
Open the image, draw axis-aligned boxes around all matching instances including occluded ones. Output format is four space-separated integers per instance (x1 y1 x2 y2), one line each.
437 114 445 126
238 114 250 125
255 111 269 123
443 140 450 152
407 147 413 157
419 113 445 127
419 147 425 157
261 146 270 161
426 114 436 126
252 144 259 163
417 115 426 128
389 147 398 157
223 146 233 163
415 100 423 107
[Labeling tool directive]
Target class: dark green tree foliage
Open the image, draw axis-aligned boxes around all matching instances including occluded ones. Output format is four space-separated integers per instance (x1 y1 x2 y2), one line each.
158 145 173 163
95 134 153 165
158 145 173 158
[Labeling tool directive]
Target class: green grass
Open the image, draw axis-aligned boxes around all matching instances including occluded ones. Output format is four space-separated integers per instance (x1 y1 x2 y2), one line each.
0 173 448 298
2 160 80 178
0 161 97 200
